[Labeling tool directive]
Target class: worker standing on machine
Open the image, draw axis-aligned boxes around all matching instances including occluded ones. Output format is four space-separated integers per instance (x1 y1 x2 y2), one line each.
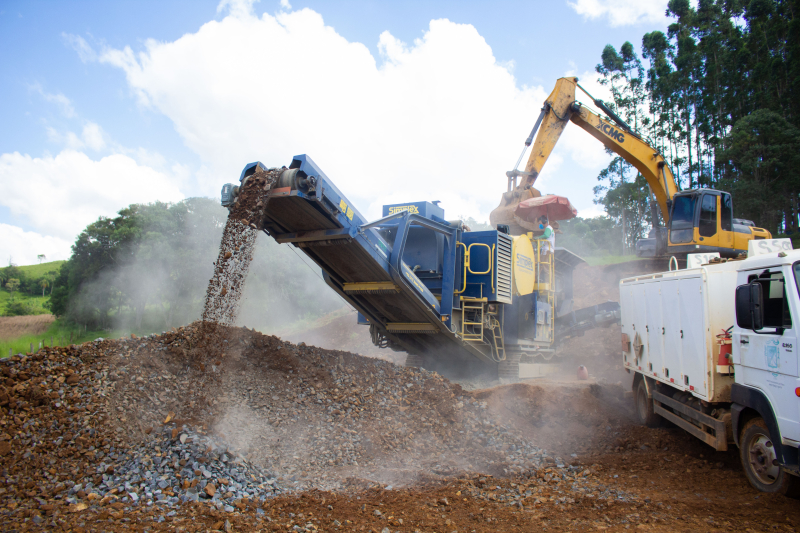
539 215 555 256
537 215 555 285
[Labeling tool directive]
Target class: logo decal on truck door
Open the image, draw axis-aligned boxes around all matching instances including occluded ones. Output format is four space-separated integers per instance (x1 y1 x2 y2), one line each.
765 340 780 371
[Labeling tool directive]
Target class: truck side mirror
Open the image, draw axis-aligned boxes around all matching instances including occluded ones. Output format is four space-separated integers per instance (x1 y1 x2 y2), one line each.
735 282 764 330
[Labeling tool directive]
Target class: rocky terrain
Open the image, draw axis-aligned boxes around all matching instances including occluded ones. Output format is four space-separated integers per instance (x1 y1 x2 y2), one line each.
2 320 800 532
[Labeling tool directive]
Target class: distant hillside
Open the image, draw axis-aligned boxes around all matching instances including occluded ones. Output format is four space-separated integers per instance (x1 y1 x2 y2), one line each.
14 260 65 276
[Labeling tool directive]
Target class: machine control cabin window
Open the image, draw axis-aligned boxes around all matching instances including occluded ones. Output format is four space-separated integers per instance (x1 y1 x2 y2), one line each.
669 194 696 244
721 193 733 232
699 193 718 238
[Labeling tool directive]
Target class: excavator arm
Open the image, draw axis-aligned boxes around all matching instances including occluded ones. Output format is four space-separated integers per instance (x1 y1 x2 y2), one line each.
491 76 679 232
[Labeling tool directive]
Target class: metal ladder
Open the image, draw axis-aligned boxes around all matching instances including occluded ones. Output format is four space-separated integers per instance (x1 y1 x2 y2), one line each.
460 296 486 341
489 315 506 362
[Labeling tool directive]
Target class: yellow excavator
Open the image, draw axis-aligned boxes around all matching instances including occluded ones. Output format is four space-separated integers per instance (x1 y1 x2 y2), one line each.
490 77 771 258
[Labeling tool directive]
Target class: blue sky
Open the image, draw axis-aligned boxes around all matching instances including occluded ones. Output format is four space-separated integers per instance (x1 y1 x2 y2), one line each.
0 0 673 264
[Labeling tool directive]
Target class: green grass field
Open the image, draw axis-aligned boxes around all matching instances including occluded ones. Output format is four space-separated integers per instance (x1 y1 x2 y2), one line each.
0 320 101 357
0 290 50 314
15 260 65 277
1 260 64 315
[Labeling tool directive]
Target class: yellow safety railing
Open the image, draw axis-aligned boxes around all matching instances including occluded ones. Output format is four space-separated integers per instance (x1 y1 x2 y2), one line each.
455 242 495 294
466 243 492 274
455 242 467 294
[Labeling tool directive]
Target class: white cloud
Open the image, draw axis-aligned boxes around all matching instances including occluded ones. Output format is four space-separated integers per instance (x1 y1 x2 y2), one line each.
29 83 76 118
556 69 615 172
44 121 108 151
97 10 567 222
0 150 185 241
81 122 107 150
279 0 291 9
578 206 607 219
567 0 668 27
0 224 73 266
62 32 97 63
90 8 617 223
217 0 259 18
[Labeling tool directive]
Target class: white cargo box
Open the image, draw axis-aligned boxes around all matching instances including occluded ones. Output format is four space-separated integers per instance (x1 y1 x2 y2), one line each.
620 261 738 402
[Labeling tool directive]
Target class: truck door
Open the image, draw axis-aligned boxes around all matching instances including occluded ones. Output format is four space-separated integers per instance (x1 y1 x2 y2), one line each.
735 267 800 442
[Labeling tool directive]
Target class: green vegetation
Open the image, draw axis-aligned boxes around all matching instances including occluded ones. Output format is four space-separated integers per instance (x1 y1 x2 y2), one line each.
589 0 800 245
557 216 626 257
47 197 342 333
0 319 159 358
0 291 50 315
17 261 66 279
0 260 63 316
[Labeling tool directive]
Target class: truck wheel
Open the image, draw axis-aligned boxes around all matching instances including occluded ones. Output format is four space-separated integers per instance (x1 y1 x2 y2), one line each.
635 379 660 428
739 417 800 497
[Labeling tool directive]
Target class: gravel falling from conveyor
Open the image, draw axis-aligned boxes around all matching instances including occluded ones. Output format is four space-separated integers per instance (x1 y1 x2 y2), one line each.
201 167 283 325
201 219 257 326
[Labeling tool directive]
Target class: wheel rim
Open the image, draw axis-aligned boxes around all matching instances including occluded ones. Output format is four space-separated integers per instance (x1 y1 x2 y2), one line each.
747 431 780 485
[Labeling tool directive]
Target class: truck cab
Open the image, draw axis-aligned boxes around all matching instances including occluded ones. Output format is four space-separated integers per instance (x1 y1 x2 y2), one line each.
732 245 800 492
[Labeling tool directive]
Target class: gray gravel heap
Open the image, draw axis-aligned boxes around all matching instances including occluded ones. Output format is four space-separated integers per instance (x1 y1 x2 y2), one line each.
65 425 281 513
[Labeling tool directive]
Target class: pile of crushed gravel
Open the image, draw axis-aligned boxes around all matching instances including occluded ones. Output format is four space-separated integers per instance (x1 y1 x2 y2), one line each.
0 321 587 528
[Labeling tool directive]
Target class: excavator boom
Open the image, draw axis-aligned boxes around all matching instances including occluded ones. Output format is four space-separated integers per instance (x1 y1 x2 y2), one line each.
491 76 769 257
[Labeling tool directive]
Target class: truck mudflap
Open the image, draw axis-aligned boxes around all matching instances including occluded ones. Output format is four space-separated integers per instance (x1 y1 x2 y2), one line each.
732 384 800 474
652 390 730 451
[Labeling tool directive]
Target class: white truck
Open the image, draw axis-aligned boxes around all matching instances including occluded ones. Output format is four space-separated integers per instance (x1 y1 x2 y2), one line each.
620 240 800 496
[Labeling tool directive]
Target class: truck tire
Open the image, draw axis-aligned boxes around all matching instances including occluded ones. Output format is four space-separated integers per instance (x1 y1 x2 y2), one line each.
739 417 800 497
635 379 660 428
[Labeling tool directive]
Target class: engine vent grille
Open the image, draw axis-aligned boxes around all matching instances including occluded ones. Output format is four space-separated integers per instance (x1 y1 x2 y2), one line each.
495 233 513 304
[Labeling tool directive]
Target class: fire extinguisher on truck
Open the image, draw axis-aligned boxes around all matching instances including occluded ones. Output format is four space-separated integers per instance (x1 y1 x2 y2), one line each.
620 239 800 496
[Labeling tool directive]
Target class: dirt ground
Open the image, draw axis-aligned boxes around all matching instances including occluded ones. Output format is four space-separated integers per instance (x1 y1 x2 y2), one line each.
0 315 55 340
3 260 800 532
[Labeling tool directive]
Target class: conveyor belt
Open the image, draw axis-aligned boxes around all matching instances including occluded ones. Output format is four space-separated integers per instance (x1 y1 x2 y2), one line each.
256 155 496 364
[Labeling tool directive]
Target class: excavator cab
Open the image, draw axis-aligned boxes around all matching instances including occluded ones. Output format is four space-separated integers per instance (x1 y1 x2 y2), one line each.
663 190 769 258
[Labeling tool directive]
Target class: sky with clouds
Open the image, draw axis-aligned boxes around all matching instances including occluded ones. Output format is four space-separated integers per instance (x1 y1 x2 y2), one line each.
0 0 674 265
